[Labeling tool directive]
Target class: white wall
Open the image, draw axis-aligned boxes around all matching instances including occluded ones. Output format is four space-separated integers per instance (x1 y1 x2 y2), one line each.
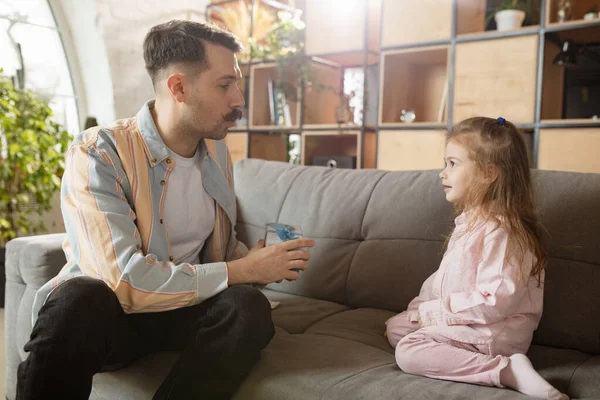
95 0 208 118
49 0 116 126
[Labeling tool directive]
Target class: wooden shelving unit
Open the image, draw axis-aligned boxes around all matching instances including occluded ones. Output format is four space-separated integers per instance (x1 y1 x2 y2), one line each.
209 0 600 174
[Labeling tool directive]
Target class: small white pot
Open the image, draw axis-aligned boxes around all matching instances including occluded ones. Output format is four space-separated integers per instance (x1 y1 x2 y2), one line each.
583 12 598 20
495 9 526 31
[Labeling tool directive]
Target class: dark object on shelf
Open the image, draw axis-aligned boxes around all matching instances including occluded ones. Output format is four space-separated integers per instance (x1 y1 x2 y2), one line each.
312 155 356 169
553 40 578 66
553 40 600 67
553 41 600 119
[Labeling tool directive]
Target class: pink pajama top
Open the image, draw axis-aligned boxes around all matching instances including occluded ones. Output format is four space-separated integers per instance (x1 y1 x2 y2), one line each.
407 212 544 356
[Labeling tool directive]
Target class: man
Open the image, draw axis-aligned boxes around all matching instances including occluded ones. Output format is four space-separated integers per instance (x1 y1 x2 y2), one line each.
17 20 314 400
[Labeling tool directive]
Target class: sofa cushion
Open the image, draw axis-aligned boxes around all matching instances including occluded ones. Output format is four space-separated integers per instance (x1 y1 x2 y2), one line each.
320 344 591 400
232 331 395 400
305 308 395 354
530 171 600 355
568 355 600 399
91 352 179 400
263 289 349 333
235 161 386 305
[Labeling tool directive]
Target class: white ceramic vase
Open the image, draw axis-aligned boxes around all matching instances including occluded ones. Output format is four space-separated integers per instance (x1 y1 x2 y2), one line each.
495 9 526 31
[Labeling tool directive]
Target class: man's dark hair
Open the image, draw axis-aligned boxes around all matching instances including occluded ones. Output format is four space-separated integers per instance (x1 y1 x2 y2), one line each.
143 20 243 86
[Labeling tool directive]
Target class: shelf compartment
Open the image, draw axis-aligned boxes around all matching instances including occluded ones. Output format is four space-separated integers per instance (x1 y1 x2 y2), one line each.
542 26 600 122
453 35 538 124
538 128 600 173
547 0 600 26
304 0 381 59
249 132 290 163
381 0 452 47
249 62 301 129
379 46 449 125
456 0 541 36
303 62 344 126
302 131 360 168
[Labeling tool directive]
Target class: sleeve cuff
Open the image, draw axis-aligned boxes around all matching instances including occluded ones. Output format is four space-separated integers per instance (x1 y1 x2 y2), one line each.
195 262 229 303
418 299 446 327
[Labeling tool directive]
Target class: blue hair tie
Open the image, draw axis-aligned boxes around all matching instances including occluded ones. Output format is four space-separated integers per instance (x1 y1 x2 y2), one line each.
497 117 506 126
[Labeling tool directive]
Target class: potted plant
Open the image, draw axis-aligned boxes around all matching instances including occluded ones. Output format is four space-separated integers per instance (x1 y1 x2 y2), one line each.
0 70 71 305
491 0 532 31
584 5 599 20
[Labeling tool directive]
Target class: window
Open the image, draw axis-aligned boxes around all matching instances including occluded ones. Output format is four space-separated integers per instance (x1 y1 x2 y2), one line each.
0 0 79 134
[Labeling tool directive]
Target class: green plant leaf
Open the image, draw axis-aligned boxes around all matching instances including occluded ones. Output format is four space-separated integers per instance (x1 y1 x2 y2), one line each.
0 71 72 241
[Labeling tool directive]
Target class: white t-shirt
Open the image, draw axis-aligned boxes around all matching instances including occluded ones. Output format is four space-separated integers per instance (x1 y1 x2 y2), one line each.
163 148 215 264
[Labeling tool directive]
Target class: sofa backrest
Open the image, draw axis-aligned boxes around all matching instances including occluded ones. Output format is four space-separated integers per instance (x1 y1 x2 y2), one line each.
233 159 600 355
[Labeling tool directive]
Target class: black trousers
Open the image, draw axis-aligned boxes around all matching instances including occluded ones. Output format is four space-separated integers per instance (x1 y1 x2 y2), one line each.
17 277 275 400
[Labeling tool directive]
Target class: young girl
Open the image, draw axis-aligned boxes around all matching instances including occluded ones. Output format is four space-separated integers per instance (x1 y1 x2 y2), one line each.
385 117 568 400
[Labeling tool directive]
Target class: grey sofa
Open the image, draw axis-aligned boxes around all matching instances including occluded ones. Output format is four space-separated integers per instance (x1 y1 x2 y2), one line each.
5 158 600 399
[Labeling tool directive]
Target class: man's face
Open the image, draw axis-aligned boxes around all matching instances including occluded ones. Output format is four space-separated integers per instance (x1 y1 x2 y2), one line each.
182 41 244 141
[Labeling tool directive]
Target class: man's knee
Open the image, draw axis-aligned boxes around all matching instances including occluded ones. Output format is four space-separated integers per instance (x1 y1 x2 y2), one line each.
37 277 121 330
220 285 274 342
50 277 117 309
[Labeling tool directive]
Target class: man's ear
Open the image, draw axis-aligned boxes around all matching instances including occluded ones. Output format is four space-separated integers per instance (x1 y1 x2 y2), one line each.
166 73 186 103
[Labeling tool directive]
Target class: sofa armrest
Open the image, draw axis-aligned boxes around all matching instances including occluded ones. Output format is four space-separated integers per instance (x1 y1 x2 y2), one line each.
5 233 67 290
4 233 66 400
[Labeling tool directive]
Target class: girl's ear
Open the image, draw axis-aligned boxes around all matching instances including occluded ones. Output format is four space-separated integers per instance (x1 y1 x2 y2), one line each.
483 164 499 183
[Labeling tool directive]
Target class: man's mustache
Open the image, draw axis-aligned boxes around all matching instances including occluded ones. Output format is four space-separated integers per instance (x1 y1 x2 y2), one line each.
223 108 242 122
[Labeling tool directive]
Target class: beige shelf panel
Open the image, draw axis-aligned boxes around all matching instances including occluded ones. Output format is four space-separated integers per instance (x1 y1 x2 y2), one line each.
380 46 449 125
547 0 599 25
379 122 447 128
303 130 359 137
249 63 301 128
538 129 600 173
457 25 540 39
541 119 600 125
305 0 381 56
303 63 343 125
381 0 452 47
224 132 248 165
312 51 379 68
302 123 362 130
453 35 538 124
250 133 289 162
541 40 565 120
377 130 446 171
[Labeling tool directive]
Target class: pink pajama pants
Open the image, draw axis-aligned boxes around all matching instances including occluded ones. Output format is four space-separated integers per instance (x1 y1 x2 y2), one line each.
385 312 510 387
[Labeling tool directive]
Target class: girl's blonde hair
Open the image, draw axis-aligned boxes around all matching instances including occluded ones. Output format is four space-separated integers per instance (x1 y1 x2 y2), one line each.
447 117 546 280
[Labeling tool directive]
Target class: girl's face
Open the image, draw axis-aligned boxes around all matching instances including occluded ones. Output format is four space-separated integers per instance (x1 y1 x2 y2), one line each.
439 141 479 205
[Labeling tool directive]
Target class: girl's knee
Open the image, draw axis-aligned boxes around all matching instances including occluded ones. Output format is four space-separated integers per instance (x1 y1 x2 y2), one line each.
385 312 419 349
395 334 426 375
